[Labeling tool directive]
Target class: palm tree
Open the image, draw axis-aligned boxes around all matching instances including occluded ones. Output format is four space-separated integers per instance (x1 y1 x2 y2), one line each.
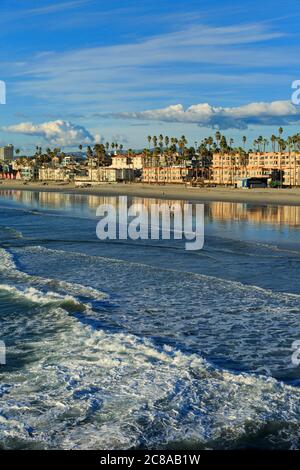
159 134 164 152
215 131 221 149
180 136 188 159
181 135 187 146
257 136 263 153
207 136 214 151
147 135 152 150
278 129 284 164
271 135 277 153
86 145 93 158
93 143 105 168
242 136 247 150
214 131 222 183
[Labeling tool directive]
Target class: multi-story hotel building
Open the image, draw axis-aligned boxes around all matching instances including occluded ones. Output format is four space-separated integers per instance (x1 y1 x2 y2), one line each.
142 166 194 184
210 153 248 185
210 152 300 186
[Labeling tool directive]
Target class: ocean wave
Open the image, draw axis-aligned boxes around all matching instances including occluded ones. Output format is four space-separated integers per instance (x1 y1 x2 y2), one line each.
0 284 83 307
0 247 107 301
0 300 300 450
24 245 300 302
0 226 23 241
11 244 300 383
1 240 300 449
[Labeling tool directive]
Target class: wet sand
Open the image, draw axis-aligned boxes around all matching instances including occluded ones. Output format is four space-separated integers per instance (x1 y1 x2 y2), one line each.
1 180 300 205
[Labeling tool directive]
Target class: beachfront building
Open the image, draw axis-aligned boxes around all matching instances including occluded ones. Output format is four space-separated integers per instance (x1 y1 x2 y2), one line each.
90 167 135 183
75 167 135 185
39 167 69 182
143 166 194 184
247 152 300 186
210 153 249 185
0 162 19 179
209 152 300 186
110 153 146 170
274 153 300 186
131 153 145 170
110 155 133 169
0 145 14 162
18 165 39 181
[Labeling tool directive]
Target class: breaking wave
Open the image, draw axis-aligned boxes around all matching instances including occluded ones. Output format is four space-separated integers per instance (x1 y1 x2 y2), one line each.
0 247 300 449
0 247 107 301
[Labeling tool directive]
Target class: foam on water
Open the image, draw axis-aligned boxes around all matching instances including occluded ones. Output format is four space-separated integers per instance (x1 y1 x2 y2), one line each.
0 284 82 307
0 292 300 450
14 244 300 383
0 247 16 271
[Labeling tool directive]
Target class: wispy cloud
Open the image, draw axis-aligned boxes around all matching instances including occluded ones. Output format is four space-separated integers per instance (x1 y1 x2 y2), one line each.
29 0 92 15
0 1 93 24
108 100 300 130
13 21 287 74
7 20 294 113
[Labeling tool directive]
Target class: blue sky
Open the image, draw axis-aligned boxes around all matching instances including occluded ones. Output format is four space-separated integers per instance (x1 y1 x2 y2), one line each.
0 0 300 152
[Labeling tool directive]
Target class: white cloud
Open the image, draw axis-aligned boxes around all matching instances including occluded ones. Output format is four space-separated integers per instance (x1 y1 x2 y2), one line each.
2 120 95 146
111 100 300 130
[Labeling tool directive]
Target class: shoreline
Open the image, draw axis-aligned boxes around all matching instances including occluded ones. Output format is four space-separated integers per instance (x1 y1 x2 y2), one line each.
1 180 300 206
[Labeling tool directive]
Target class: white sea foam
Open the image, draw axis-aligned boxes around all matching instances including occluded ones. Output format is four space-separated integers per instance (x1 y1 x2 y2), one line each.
0 284 81 306
0 247 17 271
0 302 300 450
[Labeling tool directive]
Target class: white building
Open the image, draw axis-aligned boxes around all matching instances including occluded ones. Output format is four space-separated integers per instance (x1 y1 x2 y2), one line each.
89 167 135 182
39 167 68 181
111 155 133 169
75 167 135 185
0 145 14 162
110 154 145 170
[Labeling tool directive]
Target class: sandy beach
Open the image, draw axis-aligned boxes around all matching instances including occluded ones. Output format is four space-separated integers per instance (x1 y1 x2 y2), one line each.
1 179 300 206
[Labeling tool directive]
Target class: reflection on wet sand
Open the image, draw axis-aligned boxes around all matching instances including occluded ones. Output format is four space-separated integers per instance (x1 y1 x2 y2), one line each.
1 189 300 228
208 202 300 227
